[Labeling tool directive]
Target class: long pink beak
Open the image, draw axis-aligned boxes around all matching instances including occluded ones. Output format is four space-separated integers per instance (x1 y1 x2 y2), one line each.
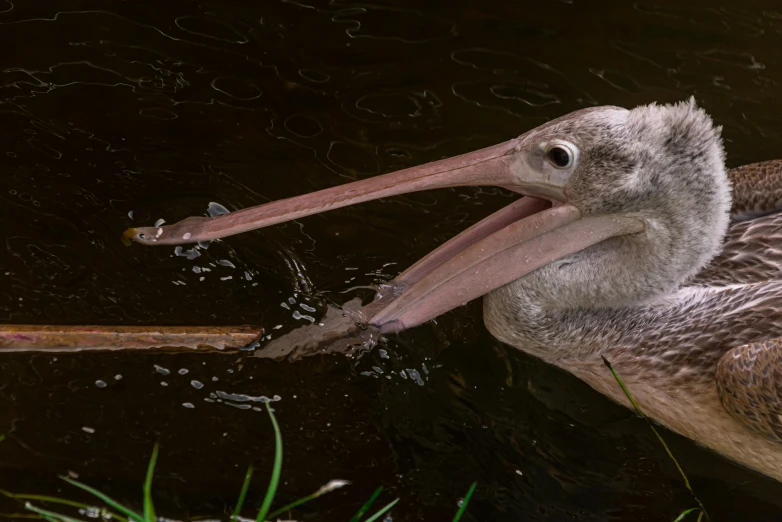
124 137 643 333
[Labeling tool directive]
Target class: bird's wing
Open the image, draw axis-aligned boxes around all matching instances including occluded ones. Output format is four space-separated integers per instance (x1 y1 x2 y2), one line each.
717 338 782 442
691 160 782 286
729 159 782 222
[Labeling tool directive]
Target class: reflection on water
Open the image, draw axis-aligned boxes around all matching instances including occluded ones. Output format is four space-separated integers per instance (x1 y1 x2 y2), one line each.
1 1 781 520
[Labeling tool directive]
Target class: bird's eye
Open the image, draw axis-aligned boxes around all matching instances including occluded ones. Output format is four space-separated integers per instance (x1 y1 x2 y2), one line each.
546 145 573 169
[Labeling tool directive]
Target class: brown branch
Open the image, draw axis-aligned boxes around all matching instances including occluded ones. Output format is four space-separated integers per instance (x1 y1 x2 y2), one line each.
0 324 263 353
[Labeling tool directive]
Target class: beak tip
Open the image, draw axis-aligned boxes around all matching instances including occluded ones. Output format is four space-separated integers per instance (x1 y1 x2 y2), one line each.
121 227 137 246
122 226 163 246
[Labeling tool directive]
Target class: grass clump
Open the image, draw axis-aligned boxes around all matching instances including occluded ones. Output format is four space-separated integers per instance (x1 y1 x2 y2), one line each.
1 404 477 522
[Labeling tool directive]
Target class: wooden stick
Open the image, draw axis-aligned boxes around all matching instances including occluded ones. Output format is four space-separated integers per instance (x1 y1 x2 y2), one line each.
0 324 263 353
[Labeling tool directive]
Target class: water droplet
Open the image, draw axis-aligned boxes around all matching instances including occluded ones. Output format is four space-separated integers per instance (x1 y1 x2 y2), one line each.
114 374 123 380
174 246 201 260
82 426 95 434
182 402 195 409
154 365 171 376
191 380 204 389
182 232 191 240
178 368 189 375
207 202 230 217
217 259 235 268
154 218 166 227
95 380 107 388
406 368 425 386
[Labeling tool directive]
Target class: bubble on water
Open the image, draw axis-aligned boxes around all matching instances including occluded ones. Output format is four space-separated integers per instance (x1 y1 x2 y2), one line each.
95 380 107 388
78 506 101 518
318 480 351 494
225 402 252 410
215 391 279 403
207 202 230 217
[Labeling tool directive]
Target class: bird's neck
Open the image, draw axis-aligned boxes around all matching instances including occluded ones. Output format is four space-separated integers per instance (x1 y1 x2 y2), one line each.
483 281 781 384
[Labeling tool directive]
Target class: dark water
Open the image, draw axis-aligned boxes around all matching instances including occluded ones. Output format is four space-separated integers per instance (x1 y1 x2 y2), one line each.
1 1 782 520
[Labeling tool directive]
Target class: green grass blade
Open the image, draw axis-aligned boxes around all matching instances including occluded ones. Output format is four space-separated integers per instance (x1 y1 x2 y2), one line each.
255 404 283 522
232 466 254 519
24 503 85 522
60 477 142 522
0 490 87 510
603 357 710 521
1 490 128 522
142 444 159 522
362 499 398 522
452 482 477 522
267 479 350 519
349 487 383 522
673 508 701 522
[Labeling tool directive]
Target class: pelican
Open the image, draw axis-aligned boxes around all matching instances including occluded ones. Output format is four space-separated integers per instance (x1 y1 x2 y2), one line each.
125 99 782 481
